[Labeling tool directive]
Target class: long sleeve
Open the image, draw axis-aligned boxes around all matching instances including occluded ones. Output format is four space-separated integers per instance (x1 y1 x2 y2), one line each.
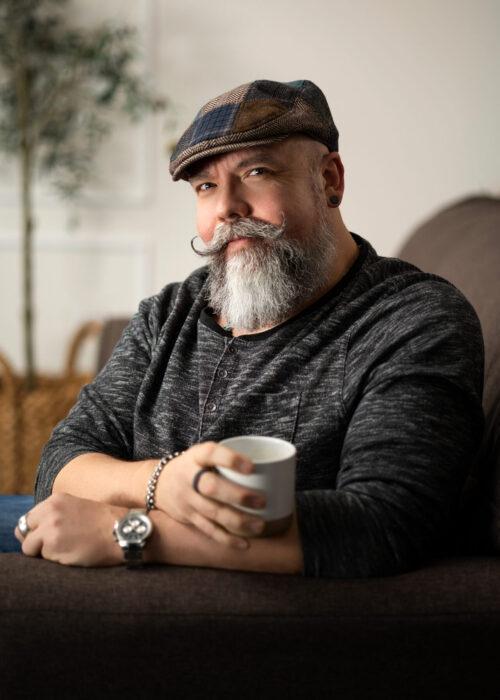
296 278 484 577
35 290 168 503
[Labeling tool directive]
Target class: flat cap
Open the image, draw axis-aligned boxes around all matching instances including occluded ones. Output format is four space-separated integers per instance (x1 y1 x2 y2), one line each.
169 79 339 181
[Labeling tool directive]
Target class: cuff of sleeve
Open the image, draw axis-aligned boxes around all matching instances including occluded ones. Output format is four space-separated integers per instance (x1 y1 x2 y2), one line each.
295 491 327 578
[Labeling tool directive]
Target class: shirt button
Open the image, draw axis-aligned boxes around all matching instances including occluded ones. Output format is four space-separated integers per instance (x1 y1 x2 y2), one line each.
227 346 236 355
206 402 217 412
218 369 228 378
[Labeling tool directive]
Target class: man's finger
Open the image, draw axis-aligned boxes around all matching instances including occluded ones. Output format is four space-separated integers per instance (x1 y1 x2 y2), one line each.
191 442 253 474
189 511 249 550
190 490 265 537
192 467 266 510
14 508 38 542
21 528 44 558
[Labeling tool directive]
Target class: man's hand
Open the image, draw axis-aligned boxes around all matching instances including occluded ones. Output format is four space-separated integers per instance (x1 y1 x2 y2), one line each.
155 442 267 549
14 493 126 567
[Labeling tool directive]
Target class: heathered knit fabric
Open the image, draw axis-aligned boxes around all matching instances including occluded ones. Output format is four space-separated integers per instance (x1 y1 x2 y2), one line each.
35 236 484 578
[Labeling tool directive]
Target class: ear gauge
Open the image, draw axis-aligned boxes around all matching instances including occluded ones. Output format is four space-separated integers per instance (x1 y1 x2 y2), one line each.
329 195 340 206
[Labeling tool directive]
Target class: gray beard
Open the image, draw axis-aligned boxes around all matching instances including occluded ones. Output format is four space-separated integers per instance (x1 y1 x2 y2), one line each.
197 211 336 333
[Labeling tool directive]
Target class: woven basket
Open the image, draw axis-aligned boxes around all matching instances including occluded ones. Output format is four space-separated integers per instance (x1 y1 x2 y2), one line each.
0 321 104 494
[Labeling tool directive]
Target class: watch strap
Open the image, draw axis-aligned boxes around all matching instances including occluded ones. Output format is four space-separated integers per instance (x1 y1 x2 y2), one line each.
123 542 145 569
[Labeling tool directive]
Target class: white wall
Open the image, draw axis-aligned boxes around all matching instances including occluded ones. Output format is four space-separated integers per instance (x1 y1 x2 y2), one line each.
1 0 499 373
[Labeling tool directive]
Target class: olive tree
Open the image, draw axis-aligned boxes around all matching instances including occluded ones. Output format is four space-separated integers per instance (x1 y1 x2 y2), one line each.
0 0 165 388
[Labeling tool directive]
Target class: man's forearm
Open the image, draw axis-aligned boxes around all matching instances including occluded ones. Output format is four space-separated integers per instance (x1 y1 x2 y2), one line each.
145 508 304 575
51 448 304 574
52 453 155 508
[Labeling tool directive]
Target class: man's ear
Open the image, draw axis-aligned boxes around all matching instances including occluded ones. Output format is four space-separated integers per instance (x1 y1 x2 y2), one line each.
321 152 345 206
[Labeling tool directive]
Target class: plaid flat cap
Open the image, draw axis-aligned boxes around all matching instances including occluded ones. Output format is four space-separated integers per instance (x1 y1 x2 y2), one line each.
169 79 339 181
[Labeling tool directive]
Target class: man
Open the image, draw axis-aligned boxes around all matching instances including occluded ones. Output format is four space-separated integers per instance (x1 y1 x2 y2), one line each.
16 79 484 577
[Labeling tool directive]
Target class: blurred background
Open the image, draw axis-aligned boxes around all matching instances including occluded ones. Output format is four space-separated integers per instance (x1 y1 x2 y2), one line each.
1 0 499 374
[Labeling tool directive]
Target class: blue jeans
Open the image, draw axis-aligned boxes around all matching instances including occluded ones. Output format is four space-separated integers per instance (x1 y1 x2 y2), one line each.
0 495 35 552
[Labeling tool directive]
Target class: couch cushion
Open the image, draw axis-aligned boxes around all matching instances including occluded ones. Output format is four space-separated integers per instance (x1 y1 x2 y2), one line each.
398 196 500 550
1 554 500 699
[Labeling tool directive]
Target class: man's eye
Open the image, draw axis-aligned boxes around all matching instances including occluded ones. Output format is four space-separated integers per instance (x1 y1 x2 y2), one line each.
198 182 215 192
249 167 268 176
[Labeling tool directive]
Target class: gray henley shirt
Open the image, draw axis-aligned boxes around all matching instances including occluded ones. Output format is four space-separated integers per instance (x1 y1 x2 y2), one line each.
35 236 484 577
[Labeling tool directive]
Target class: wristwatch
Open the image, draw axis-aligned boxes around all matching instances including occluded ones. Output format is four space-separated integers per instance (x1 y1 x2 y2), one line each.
113 509 153 568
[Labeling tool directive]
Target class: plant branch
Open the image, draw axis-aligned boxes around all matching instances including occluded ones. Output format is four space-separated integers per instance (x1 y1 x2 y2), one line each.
13 23 36 390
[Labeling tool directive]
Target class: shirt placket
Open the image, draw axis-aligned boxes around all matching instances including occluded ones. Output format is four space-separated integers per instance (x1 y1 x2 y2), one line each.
199 338 239 437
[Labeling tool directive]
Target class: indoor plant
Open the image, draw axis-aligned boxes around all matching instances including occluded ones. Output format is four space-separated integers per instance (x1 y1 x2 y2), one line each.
0 0 166 492
0 0 165 389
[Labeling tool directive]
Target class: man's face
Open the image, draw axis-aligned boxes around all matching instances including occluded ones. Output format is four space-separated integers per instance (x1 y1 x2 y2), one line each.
189 136 331 252
188 136 342 332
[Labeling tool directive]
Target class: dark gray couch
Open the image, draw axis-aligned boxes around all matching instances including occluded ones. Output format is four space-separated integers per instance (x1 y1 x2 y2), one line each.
1 196 499 699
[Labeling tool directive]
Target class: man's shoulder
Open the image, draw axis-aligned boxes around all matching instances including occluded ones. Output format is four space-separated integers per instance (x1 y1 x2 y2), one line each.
358 236 440 290
139 266 209 321
155 265 208 300
356 236 478 319
342 238 484 399
350 237 483 358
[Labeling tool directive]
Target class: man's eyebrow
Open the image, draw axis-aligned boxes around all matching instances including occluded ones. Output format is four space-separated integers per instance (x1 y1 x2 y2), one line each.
235 151 282 169
189 167 213 183
188 150 282 184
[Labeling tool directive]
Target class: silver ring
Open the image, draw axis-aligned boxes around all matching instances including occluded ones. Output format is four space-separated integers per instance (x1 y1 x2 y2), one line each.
192 467 216 495
18 513 31 538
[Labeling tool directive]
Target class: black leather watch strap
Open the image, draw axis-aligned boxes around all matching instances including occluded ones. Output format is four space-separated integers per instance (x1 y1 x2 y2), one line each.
123 542 144 569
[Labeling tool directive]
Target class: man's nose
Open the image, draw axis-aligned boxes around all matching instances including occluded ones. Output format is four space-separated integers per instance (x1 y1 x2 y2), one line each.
215 183 250 221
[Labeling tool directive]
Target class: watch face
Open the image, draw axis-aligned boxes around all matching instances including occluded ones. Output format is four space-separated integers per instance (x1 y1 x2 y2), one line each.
117 513 152 543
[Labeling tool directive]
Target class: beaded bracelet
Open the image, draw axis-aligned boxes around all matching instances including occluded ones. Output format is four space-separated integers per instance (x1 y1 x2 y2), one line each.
145 451 184 511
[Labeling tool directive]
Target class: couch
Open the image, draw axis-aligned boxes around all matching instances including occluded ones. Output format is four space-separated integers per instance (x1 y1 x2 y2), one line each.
1 195 499 699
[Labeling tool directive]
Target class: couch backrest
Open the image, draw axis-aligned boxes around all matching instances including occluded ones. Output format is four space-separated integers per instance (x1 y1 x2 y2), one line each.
96 318 130 374
398 195 500 551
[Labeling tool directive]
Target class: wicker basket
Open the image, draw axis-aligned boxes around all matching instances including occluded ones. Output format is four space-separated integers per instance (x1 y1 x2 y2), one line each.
0 321 104 494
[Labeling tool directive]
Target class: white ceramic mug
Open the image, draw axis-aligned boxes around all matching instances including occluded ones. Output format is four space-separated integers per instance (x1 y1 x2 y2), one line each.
218 435 297 536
